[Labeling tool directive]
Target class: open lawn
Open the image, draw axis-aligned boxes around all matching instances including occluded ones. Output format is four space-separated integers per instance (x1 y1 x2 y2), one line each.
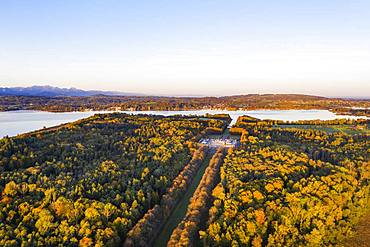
277 124 369 135
343 212 370 247
153 151 214 247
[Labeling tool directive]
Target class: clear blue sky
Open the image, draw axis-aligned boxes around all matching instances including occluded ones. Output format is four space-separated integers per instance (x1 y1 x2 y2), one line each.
1 0 369 97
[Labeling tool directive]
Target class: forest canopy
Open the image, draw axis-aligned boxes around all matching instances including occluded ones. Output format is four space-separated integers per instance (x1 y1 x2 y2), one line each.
0 113 368 246
0 113 226 246
202 116 369 246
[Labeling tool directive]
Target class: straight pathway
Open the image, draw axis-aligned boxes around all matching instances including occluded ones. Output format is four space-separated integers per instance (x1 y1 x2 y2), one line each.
343 211 370 247
153 150 214 247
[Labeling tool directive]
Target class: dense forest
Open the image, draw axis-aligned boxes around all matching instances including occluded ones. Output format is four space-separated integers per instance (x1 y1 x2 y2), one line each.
1 94 369 116
0 113 227 246
0 112 369 246
123 146 209 246
202 117 369 246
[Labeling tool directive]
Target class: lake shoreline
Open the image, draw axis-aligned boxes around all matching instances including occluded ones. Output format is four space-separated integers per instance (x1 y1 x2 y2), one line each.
1 109 368 138
2 107 369 118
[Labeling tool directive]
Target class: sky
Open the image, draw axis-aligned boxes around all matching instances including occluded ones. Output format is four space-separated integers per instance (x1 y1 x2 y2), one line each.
0 0 370 97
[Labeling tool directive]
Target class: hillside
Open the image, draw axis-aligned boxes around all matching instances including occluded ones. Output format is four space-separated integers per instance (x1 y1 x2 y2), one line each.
0 93 369 114
0 86 141 97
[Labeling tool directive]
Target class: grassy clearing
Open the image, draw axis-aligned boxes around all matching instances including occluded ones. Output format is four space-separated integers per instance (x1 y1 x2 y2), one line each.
277 124 369 135
343 212 370 247
208 128 240 140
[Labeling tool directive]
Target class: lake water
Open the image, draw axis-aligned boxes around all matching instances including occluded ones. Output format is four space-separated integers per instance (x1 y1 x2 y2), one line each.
0 109 366 138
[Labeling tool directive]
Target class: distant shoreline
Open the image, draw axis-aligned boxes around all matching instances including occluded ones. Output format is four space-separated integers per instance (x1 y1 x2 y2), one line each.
1 94 369 117
1 108 369 118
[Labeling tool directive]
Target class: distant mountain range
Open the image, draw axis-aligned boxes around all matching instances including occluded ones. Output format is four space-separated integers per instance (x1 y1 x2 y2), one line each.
0 86 143 97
